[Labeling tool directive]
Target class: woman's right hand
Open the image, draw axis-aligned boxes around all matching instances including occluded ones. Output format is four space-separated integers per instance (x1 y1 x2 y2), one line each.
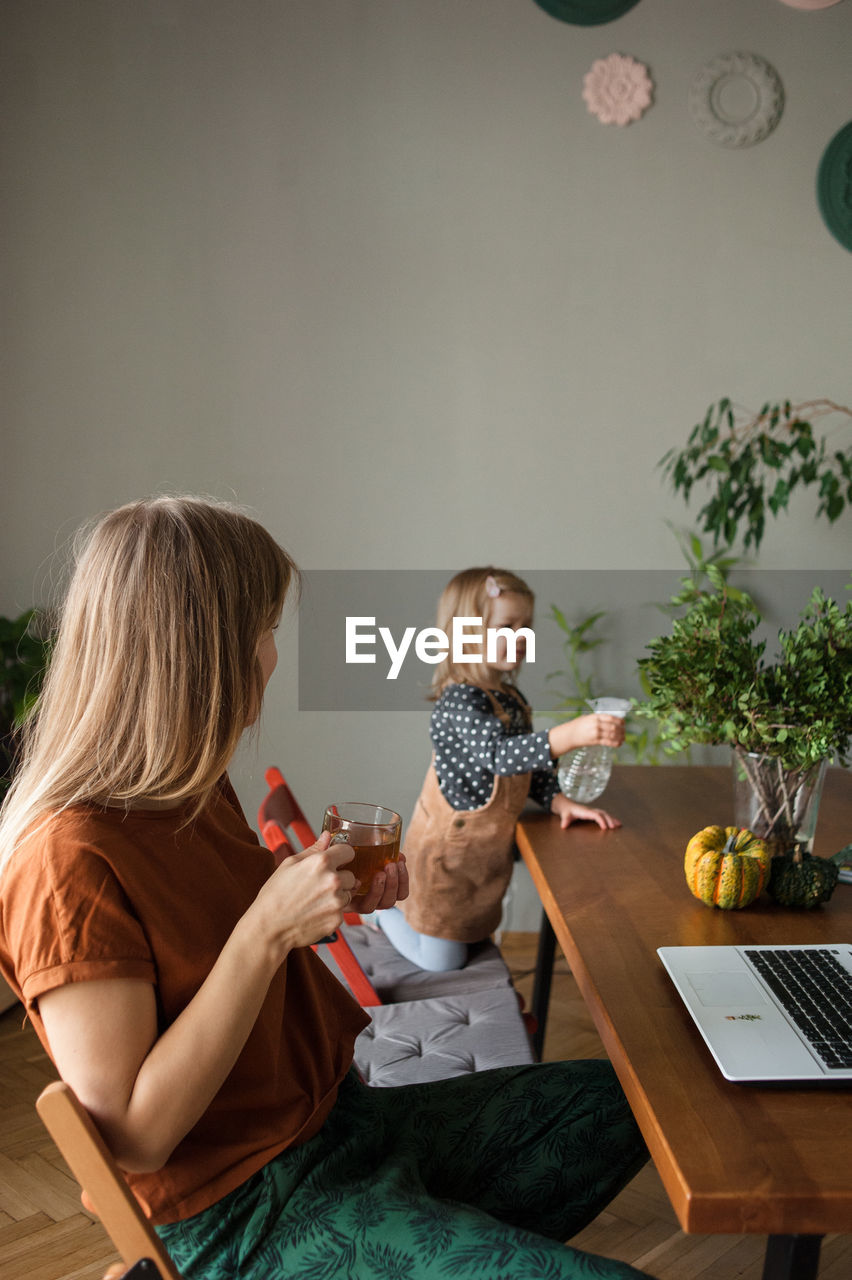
250 831 359 956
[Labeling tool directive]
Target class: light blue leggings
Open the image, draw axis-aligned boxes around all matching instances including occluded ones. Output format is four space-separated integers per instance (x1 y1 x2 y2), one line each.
377 905 468 971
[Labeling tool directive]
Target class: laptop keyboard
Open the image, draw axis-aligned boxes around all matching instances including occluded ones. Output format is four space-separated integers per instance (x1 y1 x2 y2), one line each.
744 948 852 1070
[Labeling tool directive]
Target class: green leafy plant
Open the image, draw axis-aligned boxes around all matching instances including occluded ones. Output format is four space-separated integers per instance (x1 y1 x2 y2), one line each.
664 526 743 609
634 569 851 769
544 533 739 765
659 398 852 551
545 604 606 722
1 610 50 799
633 570 852 856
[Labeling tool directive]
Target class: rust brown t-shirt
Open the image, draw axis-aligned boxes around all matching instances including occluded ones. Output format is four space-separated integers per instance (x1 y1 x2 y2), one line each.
0 778 369 1224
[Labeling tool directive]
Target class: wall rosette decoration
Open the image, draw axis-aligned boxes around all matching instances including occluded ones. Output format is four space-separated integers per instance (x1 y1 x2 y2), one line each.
816 120 852 252
533 0 642 24
777 0 844 8
582 53 653 126
689 52 784 148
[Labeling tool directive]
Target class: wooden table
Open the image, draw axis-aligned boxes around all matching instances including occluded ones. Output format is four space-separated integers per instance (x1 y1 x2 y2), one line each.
515 765 852 1280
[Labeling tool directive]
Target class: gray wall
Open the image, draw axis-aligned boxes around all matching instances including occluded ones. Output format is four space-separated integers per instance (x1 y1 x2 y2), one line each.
2 1 850 927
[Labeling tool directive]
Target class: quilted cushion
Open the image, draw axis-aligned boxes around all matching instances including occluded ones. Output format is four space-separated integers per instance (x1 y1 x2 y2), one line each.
354 988 534 1086
331 924 513 1002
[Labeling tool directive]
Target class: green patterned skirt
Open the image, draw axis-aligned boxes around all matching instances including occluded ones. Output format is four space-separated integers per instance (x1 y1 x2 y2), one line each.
158 1061 649 1279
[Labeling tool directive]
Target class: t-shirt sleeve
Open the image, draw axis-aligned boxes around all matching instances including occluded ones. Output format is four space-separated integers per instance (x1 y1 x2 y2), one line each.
1 836 156 1009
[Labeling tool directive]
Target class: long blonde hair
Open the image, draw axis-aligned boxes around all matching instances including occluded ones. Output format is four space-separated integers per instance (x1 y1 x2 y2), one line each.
429 567 534 712
0 496 298 871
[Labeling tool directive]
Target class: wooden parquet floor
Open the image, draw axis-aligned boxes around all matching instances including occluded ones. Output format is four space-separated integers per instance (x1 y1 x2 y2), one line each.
1 935 850 1280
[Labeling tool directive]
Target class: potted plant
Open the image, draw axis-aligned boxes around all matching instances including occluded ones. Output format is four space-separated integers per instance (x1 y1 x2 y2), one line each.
1 609 50 800
633 569 851 903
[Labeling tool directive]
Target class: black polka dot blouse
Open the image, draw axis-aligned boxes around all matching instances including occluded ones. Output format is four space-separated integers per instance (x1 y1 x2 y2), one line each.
430 683 559 812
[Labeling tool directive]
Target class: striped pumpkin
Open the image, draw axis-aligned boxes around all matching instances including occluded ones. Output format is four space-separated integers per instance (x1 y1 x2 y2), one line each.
684 825 771 910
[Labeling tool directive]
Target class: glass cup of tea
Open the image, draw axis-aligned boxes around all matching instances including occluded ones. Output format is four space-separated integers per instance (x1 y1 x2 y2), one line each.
321 802 402 892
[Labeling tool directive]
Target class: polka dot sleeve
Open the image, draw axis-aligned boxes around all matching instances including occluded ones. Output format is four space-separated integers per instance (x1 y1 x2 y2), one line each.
430 684 557 811
529 762 560 811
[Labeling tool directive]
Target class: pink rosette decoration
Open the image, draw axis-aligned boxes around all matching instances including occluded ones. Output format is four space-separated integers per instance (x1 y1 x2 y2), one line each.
582 53 653 126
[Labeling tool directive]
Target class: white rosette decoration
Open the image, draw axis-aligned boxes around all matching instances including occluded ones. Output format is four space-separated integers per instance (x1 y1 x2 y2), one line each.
582 53 653 126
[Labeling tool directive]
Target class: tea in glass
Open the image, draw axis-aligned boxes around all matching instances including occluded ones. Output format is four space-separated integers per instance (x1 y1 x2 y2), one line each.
321 802 402 886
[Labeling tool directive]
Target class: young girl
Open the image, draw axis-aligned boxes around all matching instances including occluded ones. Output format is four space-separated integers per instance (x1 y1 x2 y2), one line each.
379 566 625 971
0 502 648 1280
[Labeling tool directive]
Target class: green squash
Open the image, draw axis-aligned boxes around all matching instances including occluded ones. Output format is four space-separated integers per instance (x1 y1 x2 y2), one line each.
767 850 839 908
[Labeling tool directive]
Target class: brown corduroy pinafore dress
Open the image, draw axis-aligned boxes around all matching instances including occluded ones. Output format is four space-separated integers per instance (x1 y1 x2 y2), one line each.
400 759 532 944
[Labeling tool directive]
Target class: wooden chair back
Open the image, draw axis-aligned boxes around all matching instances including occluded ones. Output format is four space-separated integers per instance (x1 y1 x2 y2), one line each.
36 1081 182 1280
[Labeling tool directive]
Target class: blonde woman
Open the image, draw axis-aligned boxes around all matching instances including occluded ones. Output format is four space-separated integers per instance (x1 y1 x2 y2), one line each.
0 505 648 1280
379 567 624 972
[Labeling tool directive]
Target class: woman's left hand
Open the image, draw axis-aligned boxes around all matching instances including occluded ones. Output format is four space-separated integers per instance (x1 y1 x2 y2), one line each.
551 794 621 831
351 853 409 913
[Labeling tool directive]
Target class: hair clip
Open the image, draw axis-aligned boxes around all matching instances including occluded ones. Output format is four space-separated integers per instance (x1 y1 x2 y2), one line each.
485 575 501 598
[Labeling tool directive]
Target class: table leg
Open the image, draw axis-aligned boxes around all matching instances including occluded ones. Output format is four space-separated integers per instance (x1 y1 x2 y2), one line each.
762 1234 823 1280
530 909 556 1061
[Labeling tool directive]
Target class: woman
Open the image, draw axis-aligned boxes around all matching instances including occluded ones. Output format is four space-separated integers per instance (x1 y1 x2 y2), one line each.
1 497 648 1279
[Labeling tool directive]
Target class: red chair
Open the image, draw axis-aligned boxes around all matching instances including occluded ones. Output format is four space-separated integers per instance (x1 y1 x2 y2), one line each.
258 766 383 1007
258 767 537 1039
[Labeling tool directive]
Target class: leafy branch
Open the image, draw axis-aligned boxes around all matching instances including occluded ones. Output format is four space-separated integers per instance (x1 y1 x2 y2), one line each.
544 533 743 765
659 398 852 551
633 571 852 773
545 604 605 721
662 524 744 609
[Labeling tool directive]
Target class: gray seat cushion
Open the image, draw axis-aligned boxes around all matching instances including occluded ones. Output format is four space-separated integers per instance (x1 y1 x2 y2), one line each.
333 923 513 1002
354 987 534 1086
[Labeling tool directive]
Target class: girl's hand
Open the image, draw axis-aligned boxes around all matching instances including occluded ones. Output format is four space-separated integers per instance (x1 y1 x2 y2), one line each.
551 793 622 831
548 713 624 758
352 853 409 914
570 712 625 749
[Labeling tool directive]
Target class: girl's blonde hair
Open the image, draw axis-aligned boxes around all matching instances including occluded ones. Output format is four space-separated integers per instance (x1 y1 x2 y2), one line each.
0 496 298 871
429 566 534 703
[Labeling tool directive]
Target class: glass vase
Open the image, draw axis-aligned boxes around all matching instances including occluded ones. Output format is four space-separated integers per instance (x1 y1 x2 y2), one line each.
732 751 828 858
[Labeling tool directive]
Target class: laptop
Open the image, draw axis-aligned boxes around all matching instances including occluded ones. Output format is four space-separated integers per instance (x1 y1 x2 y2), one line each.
657 943 852 1084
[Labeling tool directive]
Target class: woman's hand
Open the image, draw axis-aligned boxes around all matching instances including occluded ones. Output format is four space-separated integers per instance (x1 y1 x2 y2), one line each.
252 831 360 954
548 713 625 759
259 835 409 941
551 793 622 831
351 853 409 913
